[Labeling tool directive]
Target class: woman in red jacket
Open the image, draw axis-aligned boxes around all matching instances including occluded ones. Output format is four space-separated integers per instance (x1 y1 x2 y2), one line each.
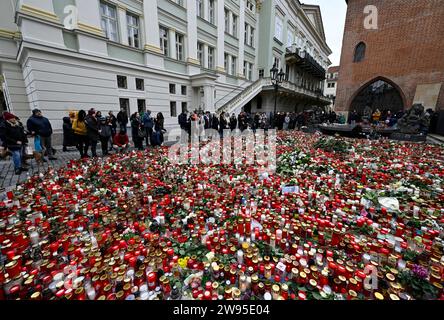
112 129 129 152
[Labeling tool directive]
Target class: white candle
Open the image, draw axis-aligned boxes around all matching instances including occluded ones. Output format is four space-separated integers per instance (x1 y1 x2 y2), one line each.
276 229 282 242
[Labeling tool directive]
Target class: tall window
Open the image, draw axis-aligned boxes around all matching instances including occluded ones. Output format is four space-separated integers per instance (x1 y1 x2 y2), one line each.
176 33 184 61
170 101 177 117
137 99 146 113
275 16 283 42
127 13 139 48
250 27 255 47
232 14 238 37
224 53 228 71
159 26 169 56
354 42 366 62
231 56 237 76
287 29 294 47
273 56 281 70
100 2 118 42
136 78 144 90
246 0 255 11
208 0 215 24
208 46 215 69
117 75 127 89
248 63 253 81
244 23 249 45
196 0 203 18
197 42 204 66
224 8 229 33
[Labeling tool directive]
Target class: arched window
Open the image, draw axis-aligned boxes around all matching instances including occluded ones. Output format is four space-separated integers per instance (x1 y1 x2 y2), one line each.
353 42 366 62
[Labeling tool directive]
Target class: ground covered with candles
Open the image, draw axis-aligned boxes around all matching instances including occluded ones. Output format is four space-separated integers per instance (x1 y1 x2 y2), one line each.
1 132 444 300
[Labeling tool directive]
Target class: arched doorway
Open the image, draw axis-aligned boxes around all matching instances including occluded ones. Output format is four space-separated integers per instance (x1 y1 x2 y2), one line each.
349 78 405 117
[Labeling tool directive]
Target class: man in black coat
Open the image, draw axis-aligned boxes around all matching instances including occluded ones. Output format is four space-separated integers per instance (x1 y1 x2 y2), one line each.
117 108 128 133
27 109 57 160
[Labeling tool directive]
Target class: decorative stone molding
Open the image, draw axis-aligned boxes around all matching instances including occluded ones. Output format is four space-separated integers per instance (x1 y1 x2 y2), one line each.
77 22 105 37
144 44 163 54
0 29 22 40
187 57 201 65
20 4 60 23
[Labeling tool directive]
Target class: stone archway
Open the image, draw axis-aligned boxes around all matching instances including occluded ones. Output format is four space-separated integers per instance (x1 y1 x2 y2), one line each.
348 77 406 117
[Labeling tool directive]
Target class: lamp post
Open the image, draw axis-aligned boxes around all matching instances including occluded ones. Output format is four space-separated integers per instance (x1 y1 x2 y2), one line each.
270 63 286 121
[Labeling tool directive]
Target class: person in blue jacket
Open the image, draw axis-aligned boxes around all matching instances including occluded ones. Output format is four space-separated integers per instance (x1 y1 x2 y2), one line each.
27 108 57 161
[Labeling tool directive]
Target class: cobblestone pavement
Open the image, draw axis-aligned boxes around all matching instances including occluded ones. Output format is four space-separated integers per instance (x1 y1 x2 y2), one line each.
0 147 83 192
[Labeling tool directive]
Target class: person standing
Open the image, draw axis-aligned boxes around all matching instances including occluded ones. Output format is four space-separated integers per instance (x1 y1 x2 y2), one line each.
85 108 99 157
230 113 237 131
153 112 166 146
3 112 29 175
131 112 144 151
142 110 154 147
62 115 75 152
283 113 291 131
98 117 112 156
72 110 89 158
27 109 57 160
117 108 128 133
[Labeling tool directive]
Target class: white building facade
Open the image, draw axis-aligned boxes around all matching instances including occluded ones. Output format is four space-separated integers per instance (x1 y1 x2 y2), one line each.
0 0 331 135
324 66 339 111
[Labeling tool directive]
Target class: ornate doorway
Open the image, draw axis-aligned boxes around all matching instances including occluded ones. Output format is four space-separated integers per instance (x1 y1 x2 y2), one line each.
350 78 404 117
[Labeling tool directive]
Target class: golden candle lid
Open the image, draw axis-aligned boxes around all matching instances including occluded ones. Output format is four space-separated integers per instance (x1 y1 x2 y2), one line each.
224 287 232 294
374 292 384 300
30 292 41 300
433 282 443 290
292 268 299 275
232 288 241 297
390 294 400 300
97 295 106 300
389 268 399 276
75 287 84 295
310 265 318 273
265 265 272 271
300 272 307 279
272 284 280 293
251 274 259 282
123 283 131 291
116 291 124 299
348 290 357 297
104 284 112 292
309 279 317 287
258 282 264 289
242 242 249 250
386 273 395 282
212 282 219 289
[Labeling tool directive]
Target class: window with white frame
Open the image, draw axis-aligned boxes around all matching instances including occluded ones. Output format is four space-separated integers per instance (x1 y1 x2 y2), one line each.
244 24 254 46
100 2 118 42
176 33 184 61
246 0 255 12
274 15 283 42
208 46 215 69
273 56 281 70
172 0 184 6
127 13 140 48
159 26 169 57
224 9 229 33
208 0 215 24
196 0 203 18
287 28 294 47
243 61 253 80
224 52 228 71
231 56 237 76
197 42 204 66
232 14 238 37
250 27 255 47
244 23 248 45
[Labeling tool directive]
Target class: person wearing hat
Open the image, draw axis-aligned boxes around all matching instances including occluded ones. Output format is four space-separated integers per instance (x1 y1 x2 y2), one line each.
27 108 57 161
3 112 29 175
99 116 112 156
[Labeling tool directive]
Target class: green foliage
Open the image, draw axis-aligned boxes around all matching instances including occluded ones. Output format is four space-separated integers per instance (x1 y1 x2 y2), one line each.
399 270 439 300
314 137 351 154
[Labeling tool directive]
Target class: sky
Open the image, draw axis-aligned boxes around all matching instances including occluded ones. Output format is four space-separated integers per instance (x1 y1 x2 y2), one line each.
303 0 348 66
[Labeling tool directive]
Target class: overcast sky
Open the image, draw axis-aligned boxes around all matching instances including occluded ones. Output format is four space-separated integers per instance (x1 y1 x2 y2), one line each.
303 0 348 66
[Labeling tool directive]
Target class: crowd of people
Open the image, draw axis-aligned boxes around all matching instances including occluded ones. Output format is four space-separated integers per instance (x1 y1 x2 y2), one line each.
0 108 166 175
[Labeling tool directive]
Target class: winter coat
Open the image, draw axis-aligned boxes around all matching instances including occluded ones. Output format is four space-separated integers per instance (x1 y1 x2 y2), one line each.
4 120 27 150
117 111 128 126
99 123 112 138
113 133 129 147
62 117 76 146
72 118 87 136
143 113 154 129
85 115 99 141
27 115 53 137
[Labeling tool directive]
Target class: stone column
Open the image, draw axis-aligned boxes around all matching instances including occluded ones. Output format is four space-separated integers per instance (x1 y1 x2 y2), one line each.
142 0 164 68
169 29 177 60
216 0 225 73
117 5 129 46
186 0 200 73
237 0 245 78
203 44 209 69
228 11 233 35
203 85 215 112
143 0 161 54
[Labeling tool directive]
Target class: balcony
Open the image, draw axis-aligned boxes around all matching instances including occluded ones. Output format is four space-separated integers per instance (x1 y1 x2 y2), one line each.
285 46 327 80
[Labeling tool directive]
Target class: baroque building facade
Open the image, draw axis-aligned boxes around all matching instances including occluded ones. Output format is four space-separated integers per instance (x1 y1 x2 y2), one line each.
0 0 331 133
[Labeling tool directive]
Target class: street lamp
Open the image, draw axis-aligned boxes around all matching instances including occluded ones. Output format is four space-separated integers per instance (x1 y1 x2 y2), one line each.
270 63 286 118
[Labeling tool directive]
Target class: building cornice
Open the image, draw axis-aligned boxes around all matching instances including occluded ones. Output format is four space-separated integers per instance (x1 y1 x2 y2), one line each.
0 29 22 40
19 4 60 24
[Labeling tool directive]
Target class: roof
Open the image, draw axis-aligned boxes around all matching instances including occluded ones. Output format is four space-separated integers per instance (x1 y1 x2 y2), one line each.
300 4 326 41
328 66 340 73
